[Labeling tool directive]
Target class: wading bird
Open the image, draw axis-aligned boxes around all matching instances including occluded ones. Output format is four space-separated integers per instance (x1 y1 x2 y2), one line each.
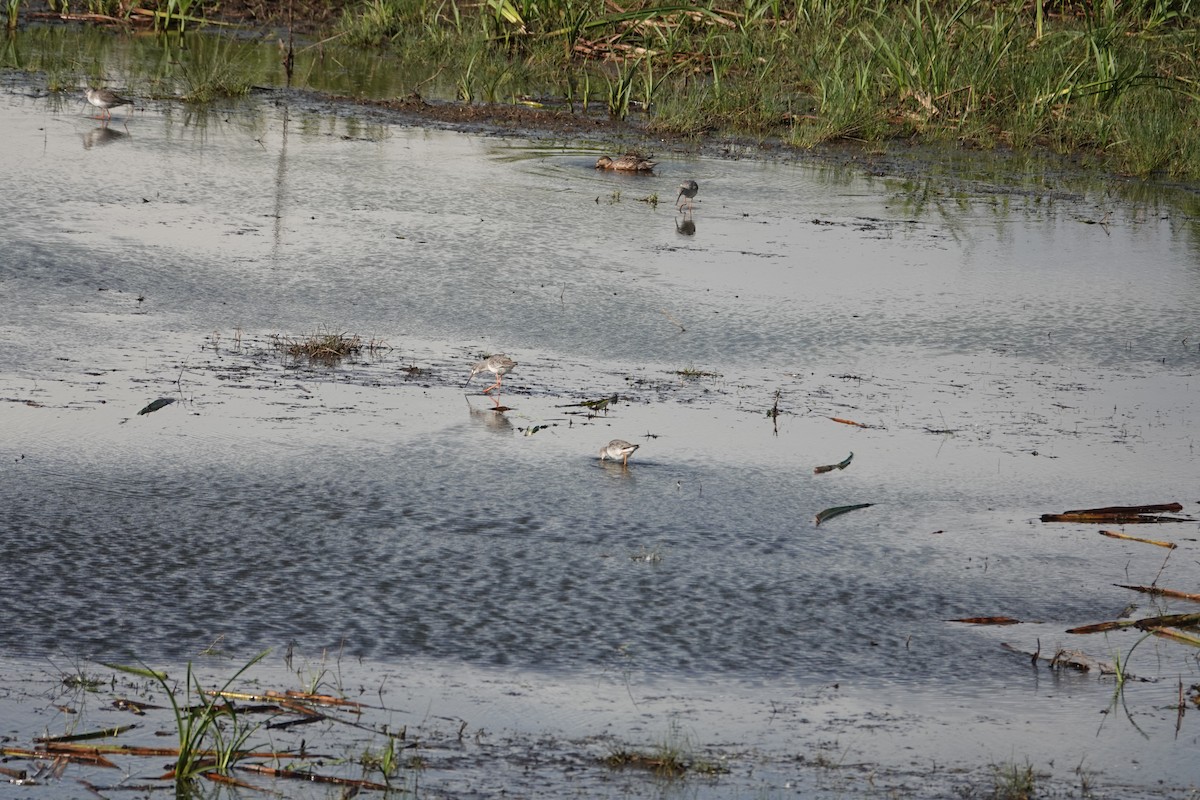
595 154 657 172
676 179 699 211
599 439 640 467
86 88 134 120
467 354 517 394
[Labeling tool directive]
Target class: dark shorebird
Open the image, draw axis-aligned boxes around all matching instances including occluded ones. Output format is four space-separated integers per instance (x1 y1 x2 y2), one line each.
467 354 517 394
86 88 134 120
595 154 657 172
676 179 699 211
599 439 639 467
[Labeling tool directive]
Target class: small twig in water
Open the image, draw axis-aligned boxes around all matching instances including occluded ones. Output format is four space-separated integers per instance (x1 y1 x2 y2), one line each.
660 309 686 332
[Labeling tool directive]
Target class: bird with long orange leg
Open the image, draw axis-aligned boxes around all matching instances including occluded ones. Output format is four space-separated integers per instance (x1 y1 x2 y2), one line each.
599 439 639 467
466 354 517 394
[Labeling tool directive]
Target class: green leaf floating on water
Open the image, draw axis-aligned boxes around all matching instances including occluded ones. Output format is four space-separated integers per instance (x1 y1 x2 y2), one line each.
137 397 176 415
814 502 874 527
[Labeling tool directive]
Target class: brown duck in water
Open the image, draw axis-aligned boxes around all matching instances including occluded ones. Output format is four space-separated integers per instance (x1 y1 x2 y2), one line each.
595 154 657 172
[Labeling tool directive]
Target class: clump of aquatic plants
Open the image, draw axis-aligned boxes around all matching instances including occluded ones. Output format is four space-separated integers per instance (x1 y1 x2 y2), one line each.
271 329 367 361
177 35 253 101
991 758 1037 800
105 651 270 791
675 365 720 379
603 721 729 778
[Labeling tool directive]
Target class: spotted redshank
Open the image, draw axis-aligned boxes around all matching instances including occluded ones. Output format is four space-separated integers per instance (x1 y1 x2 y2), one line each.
86 88 133 120
595 154 657 172
467 354 516 394
676 179 699 211
599 439 639 467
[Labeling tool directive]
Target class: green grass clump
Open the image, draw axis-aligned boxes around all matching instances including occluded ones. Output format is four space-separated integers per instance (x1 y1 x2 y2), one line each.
603 720 728 778
19 0 1200 177
105 651 270 791
175 34 254 102
326 0 1200 178
991 759 1037 800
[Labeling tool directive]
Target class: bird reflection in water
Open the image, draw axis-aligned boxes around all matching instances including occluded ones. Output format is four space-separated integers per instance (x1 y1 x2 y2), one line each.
675 216 696 236
466 394 513 433
83 126 127 150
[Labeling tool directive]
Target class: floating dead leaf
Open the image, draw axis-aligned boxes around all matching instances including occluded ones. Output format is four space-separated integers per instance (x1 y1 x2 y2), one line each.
814 503 874 527
1147 628 1200 647
238 763 389 790
1067 611 1200 635
137 397 176 415
36 725 137 744
1151 628 1200 647
949 616 1021 625
813 452 853 474
1099 530 1177 548
829 416 868 428
1115 584 1200 603
560 395 618 411
280 690 367 709
205 772 259 789
1066 619 1129 634
1067 503 1181 514
2 745 118 768
1040 502 1190 523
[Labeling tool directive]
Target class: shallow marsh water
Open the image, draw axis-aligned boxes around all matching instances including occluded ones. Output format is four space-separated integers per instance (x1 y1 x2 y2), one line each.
1 72 1200 798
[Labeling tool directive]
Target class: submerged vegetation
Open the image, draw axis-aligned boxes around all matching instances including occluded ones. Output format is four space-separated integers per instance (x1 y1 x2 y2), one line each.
5 0 1200 175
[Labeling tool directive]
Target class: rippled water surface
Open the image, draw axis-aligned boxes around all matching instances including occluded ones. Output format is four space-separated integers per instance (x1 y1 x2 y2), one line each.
1 78 1199 797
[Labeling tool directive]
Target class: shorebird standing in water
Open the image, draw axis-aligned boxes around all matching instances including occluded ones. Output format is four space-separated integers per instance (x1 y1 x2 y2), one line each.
599 439 639 467
676 179 699 212
86 88 134 120
467 354 517 394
